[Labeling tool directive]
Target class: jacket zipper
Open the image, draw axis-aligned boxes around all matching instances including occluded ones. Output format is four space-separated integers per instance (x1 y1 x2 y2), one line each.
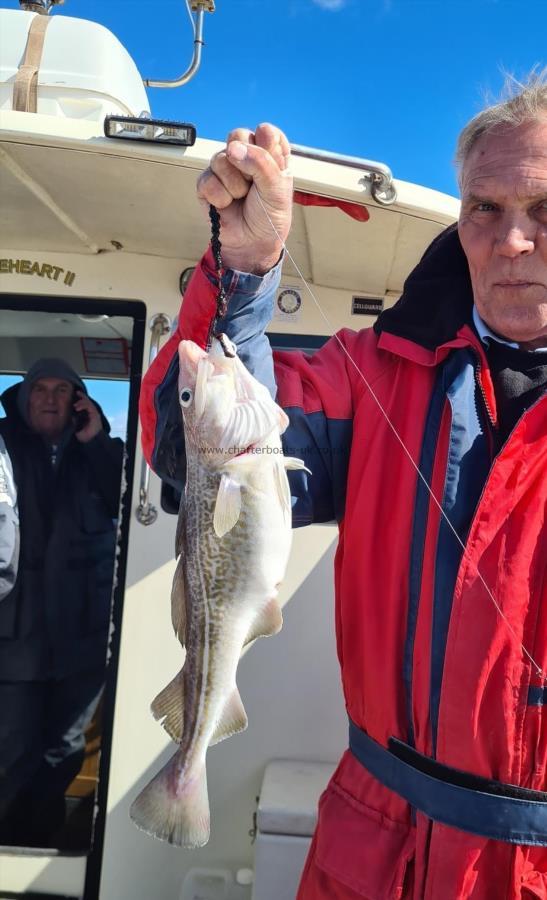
472 355 497 461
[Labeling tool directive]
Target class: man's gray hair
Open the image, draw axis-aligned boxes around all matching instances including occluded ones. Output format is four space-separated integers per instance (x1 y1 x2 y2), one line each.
455 67 547 181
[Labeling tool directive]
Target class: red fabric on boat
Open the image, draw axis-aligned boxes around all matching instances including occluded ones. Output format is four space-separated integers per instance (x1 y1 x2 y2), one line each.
294 190 370 222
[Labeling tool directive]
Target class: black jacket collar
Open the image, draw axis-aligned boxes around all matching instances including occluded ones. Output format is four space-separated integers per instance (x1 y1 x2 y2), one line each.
374 223 475 351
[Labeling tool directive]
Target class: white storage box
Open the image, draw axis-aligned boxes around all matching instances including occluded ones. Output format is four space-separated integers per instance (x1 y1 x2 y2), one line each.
0 9 149 122
252 760 337 900
180 868 252 900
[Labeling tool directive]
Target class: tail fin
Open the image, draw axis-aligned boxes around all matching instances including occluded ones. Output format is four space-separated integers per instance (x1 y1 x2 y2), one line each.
130 751 210 848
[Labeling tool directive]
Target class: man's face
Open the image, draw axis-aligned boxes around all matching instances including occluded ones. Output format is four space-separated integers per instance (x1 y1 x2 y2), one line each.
28 377 73 439
458 119 547 349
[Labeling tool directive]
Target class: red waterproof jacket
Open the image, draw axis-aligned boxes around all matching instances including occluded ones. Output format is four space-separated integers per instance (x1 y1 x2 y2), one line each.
140 225 547 900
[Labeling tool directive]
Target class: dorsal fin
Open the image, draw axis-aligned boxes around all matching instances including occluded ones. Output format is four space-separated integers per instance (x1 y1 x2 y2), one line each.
175 490 186 558
171 557 187 646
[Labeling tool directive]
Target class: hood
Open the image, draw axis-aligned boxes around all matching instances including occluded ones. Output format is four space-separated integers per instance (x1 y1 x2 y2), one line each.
14 357 87 428
374 223 474 351
1 362 111 435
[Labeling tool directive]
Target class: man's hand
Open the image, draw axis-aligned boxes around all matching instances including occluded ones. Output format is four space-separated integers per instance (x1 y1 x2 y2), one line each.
197 123 293 275
73 391 102 444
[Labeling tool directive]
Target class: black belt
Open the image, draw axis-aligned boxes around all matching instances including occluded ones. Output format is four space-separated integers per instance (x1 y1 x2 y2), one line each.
349 719 547 845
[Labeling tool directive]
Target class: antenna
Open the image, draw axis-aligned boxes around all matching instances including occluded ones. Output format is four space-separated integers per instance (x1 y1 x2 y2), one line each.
144 0 215 89
19 0 64 12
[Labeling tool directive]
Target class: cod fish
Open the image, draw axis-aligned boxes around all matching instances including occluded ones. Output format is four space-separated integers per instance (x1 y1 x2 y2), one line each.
130 335 307 848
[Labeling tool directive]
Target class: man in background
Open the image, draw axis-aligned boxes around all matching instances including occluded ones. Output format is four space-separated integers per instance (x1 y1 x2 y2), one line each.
0 358 123 848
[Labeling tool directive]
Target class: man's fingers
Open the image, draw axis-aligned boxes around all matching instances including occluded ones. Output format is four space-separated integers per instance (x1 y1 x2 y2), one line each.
197 146 254 206
195 123 293 271
197 168 243 209
225 140 290 198
73 392 91 411
212 151 253 191
254 123 291 172
226 125 290 173
226 127 256 146
197 124 291 208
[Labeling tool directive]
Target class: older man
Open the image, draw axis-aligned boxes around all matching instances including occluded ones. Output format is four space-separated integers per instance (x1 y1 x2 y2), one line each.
141 74 547 897
0 359 123 847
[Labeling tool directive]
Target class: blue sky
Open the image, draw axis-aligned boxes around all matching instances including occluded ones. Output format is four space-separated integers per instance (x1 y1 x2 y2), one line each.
5 0 545 197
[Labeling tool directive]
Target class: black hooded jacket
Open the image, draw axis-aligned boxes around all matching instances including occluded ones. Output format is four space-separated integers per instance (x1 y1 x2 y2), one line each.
0 383 124 680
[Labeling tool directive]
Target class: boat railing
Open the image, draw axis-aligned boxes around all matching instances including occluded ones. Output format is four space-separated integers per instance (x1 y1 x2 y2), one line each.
290 144 397 205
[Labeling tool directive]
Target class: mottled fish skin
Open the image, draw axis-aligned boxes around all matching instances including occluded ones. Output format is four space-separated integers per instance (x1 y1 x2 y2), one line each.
130 337 307 848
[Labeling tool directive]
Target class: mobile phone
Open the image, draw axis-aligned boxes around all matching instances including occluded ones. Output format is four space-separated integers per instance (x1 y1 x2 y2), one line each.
73 403 89 433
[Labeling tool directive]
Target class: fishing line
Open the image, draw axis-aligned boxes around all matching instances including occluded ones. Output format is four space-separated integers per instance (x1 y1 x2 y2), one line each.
249 187 545 682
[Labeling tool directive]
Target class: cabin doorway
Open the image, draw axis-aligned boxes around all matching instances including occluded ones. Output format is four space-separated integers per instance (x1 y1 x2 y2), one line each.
0 294 145 898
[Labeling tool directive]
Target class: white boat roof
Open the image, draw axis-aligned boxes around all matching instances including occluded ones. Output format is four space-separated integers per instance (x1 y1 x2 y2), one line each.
0 110 460 299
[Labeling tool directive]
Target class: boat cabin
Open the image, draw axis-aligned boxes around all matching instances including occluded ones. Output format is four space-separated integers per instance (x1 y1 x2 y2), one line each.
0 3 459 898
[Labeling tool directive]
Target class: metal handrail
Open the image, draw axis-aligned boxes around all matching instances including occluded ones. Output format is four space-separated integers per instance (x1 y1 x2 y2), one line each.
136 313 172 526
290 143 397 206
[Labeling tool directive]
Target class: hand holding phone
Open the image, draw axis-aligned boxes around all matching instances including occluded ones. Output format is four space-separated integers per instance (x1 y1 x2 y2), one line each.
73 402 90 433
72 391 101 442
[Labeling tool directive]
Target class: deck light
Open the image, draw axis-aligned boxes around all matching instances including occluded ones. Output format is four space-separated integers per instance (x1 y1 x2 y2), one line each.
104 116 196 147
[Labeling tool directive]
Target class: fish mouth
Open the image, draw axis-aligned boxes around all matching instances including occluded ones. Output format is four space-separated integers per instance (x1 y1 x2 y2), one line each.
231 443 256 458
213 333 237 358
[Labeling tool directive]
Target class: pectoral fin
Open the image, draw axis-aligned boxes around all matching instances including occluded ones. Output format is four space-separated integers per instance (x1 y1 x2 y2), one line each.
273 461 292 518
284 456 311 473
213 473 242 537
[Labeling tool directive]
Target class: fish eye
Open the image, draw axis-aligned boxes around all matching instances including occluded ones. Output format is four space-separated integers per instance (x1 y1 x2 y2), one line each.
179 388 193 407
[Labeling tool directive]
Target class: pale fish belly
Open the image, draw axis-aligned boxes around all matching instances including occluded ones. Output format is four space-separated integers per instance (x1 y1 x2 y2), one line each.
129 453 292 847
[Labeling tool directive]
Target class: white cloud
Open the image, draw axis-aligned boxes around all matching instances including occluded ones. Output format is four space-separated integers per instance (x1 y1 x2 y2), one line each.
312 0 347 9
108 411 128 440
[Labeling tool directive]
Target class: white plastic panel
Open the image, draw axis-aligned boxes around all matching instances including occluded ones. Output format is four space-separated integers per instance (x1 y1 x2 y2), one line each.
0 10 149 122
252 834 312 900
